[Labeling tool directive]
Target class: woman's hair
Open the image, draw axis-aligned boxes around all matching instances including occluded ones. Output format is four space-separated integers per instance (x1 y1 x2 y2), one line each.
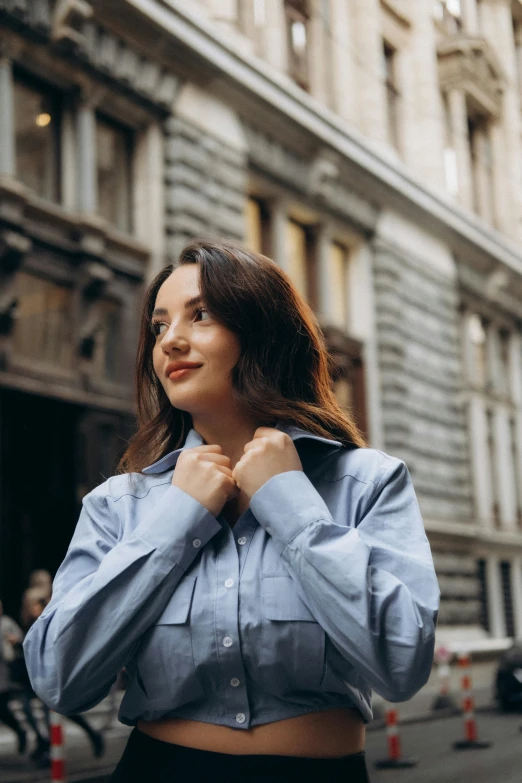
116 238 367 475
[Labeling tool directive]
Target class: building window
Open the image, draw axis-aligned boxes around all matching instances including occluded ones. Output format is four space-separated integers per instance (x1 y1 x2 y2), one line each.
245 197 270 255
13 75 61 203
329 242 349 330
96 115 133 233
477 559 490 632
285 219 315 302
434 0 463 33
92 300 122 382
500 561 515 638
383 42 400 151
285 0 310 90
12 273 74 369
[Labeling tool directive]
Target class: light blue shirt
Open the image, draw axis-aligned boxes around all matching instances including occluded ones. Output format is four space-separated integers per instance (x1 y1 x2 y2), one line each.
23 420 440 729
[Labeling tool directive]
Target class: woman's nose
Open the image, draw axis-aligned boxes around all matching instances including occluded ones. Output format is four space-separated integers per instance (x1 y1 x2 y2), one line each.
160 321 190 350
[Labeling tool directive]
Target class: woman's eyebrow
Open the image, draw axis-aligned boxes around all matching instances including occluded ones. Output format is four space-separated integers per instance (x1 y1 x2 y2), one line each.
151 295 203 318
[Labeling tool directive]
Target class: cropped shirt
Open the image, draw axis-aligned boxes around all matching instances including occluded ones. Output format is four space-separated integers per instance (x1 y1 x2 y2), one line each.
23 419 440 730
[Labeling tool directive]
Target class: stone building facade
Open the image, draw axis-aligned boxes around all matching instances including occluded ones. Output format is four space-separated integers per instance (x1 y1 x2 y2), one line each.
1 0 522 658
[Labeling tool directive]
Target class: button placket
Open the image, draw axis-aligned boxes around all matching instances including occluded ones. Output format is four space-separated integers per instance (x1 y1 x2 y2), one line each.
215 531 250 726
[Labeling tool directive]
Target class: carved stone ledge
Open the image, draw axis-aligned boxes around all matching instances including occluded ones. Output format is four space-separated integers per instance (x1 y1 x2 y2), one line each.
52 0 93 51
437 35 505 118
0 0 51 35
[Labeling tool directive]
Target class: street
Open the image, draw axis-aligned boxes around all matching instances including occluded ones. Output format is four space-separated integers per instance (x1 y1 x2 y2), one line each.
1 706 521 782
365 708 522 783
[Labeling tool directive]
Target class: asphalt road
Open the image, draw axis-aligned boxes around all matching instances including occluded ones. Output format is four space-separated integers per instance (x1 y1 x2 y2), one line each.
365 707 522 783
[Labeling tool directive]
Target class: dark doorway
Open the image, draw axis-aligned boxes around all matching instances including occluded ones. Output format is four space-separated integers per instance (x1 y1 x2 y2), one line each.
0 387 134 619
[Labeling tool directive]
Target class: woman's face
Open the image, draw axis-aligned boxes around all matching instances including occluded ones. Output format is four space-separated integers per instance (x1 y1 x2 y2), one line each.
152 264 241 417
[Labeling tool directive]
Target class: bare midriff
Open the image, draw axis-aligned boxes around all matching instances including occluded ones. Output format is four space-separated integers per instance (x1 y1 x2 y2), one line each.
137 707 365 758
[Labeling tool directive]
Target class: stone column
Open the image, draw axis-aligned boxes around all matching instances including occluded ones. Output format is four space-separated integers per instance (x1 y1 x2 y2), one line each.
447 88 473 211
494 406 517 529
308 1 329 105
469 396 494 527
461 0 479 34
512 557 522 638
478 0 522 241
329 0 357 125
269 198 290 274
354 241 384 450
490 118 511 235
487 555 506 638
404 0 446 189
77 102 97 213
262 0 287 72
316 224 333 324
0 56 15 177
350 0 388 145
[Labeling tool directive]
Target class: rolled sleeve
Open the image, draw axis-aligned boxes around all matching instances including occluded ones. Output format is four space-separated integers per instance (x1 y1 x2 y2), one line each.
134 485 222 566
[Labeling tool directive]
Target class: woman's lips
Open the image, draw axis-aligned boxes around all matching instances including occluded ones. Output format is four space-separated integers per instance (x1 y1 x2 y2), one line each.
168 366 201 380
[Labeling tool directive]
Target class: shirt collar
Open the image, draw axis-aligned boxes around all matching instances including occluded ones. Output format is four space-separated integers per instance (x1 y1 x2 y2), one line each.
141 419 343 475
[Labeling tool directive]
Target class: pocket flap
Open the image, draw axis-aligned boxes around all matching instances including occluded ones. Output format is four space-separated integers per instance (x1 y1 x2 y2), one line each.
262 575 315 621
155 576 197 625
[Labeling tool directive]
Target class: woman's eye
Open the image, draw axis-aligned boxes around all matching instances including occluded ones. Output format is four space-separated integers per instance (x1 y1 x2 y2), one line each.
151 308 210 336
194 307 210 321
151 322 167 336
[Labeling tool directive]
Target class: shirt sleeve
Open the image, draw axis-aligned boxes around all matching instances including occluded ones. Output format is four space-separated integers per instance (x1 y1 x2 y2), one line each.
23 482 221 715
249 458 440 703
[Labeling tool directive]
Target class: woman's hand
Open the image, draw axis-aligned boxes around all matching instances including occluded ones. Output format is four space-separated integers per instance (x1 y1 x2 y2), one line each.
232 427 303 500
172 445 239 517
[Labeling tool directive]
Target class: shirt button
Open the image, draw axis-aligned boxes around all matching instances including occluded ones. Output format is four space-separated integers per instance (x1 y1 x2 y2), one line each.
266 527 272 535
236 713 246 724
230 677 240 687
192 538 202 548
223 636 233 647
224 578 234 588
237 536 247 545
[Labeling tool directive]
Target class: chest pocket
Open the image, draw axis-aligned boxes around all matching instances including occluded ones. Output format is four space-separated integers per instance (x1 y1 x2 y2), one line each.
135 576 205 705
257 574 325 695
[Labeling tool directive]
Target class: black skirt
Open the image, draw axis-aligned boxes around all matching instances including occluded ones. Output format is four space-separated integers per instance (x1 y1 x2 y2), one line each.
108 727 371 782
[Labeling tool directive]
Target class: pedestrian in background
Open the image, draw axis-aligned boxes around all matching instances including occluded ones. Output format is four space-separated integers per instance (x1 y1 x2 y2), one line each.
13 587 51 760
23 239 440 782
0 598 27 754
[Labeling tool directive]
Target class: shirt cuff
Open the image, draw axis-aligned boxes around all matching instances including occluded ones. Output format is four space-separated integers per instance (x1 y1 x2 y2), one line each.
134 485 222 566
249 470 333 553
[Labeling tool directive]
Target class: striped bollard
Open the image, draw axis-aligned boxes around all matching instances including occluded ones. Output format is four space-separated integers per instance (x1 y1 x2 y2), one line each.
374 704 417 769
453 651 491 750
49 711 66 782
432 645 458 711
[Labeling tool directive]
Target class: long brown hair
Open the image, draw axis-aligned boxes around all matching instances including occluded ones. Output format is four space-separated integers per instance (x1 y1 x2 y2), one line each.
116 238 367 475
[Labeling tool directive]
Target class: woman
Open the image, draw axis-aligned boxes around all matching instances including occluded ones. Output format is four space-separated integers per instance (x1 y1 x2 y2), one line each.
24 239 440 782
0 599 27 754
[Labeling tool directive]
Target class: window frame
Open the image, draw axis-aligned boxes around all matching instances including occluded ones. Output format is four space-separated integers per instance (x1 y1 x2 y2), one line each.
12 66 63 204
284 0 311 91
95 111 135 235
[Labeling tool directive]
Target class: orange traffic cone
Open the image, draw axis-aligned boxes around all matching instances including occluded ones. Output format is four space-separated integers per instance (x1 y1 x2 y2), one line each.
453 652 491 750
374 704 417 769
